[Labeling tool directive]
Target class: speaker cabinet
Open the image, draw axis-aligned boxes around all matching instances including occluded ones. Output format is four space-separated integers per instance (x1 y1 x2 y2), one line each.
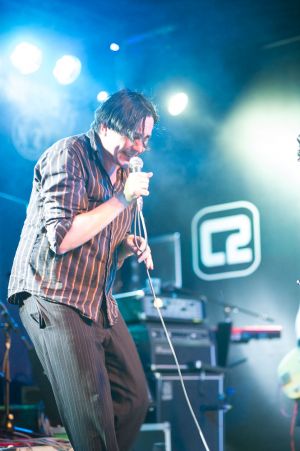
147 372 224 451
129 322 216 371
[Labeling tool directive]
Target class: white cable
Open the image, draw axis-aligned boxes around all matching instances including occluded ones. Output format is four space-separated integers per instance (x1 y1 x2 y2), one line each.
133 202 211 451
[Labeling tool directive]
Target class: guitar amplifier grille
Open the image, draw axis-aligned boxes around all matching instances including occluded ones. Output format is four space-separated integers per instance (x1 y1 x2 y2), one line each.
129 322 216 370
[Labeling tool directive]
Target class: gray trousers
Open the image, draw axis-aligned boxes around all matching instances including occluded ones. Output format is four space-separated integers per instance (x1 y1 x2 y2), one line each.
19 295 149 451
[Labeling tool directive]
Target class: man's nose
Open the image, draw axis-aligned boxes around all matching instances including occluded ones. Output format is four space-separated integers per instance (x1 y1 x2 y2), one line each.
132 140 145 153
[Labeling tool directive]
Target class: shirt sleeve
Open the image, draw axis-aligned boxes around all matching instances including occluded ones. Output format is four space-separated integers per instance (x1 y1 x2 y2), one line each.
38 144 88 254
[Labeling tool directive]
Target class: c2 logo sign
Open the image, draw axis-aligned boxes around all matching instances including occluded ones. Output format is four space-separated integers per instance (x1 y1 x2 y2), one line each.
192 201 261 281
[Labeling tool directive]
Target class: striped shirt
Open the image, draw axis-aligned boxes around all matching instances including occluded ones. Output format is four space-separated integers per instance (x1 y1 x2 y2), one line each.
8 129 133 325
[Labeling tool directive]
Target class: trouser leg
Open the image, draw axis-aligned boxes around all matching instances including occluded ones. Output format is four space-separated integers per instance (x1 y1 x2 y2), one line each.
105 314 150 451
19 295 119 451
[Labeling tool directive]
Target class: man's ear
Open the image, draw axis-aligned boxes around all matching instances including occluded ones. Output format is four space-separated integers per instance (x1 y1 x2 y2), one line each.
99 123 108 135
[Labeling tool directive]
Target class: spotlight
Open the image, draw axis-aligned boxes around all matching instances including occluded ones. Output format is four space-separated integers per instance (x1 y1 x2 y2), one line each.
10 42 42 75
168 92 189 116
53 55 81 85
110 43 120 52
96 91 109 102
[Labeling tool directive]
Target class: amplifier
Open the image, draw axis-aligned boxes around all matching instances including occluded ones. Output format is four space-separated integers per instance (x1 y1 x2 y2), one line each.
128 322 216 371
147 372 224 451
118 295 206 324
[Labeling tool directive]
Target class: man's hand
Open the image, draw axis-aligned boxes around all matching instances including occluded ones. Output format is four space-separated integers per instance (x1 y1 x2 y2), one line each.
118 234 154 270
123 172 153 203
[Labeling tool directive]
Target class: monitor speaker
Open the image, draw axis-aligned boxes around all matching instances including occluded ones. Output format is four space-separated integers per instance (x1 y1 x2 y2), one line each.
147 372 224 451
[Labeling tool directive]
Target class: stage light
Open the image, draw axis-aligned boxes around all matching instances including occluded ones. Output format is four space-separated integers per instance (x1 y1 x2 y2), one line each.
110 43 120 52
10 42 42 75
53 55 81 85
167 92 189 116
97 90 109 102
217 85 300 199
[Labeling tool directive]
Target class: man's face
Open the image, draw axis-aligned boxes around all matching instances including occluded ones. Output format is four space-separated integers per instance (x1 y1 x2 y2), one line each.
100 116 154 168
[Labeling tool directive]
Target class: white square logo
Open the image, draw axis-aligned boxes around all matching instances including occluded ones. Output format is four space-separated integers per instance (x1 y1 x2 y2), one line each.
192 201 261 281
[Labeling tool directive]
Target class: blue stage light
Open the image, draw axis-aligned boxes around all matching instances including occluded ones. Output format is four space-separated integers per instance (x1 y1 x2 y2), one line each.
168 92 189 116
53 55 81 85
110 43 120 52
96 90 109 102
10 42 42 75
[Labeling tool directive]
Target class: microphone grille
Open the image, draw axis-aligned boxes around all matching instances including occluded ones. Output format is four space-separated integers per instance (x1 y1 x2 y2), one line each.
129 156 144 172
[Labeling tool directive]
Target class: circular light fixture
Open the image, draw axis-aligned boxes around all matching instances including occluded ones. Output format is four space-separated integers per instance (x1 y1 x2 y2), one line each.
168 92 189 116
110 43 120 52
53 55 82 85
10 42 43 75
96 90 109 102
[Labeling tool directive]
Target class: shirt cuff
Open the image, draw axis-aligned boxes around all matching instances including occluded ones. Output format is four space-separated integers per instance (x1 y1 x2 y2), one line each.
46 218 73 254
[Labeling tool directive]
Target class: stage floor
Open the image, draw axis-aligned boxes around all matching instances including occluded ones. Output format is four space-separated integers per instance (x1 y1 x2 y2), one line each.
0 435 73 450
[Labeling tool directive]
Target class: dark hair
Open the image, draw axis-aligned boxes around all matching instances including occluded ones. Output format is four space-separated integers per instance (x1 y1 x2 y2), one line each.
91 89 158 140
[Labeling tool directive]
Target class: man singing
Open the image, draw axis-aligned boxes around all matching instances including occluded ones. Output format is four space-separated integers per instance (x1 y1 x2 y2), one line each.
8 89 158 450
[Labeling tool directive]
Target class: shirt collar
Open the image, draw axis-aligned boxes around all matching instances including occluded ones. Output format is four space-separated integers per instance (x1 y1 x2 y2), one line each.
86 128 107 168
87 128 102 154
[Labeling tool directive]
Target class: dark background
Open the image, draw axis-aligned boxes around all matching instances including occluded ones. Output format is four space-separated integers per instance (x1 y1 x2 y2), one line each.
1 1 300 449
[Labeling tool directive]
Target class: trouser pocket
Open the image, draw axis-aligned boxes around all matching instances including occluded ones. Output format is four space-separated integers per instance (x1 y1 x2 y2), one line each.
21 295 49 329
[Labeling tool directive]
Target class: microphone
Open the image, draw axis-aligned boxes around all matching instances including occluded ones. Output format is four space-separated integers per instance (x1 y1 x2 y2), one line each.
129 157 144 211
129 156 143 173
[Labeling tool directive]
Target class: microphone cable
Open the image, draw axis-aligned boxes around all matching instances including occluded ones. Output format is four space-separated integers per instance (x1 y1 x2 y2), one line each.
132 198 211 451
